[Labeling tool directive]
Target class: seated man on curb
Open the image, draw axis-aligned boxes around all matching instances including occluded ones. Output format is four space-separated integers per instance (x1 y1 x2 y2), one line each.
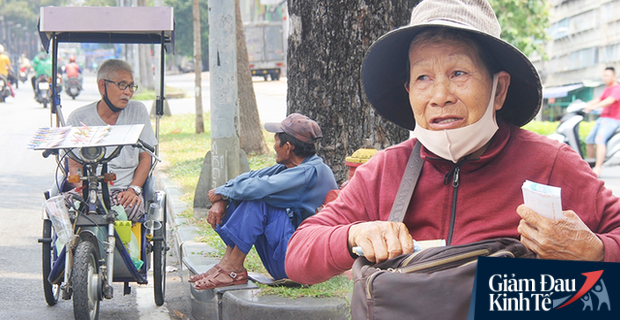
190 113 338 290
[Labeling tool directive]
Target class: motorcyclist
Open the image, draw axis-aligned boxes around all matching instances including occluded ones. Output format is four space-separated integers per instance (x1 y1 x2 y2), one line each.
584 66 620 177
18 53 32 73
0 44 15 99
0 44 12 79
63 55 82 88
31 49 53 95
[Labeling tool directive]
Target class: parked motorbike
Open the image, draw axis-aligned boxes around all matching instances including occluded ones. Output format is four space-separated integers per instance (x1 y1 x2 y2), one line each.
35 75 51 108
65 77 81 99
548 99 620 167
0 74 14 103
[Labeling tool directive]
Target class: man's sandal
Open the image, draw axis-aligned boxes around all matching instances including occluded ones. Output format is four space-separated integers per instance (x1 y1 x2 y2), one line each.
193 265 248 290
188 264 219 283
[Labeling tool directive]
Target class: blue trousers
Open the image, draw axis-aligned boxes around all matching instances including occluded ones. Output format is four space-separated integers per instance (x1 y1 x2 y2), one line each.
586 117 620 145
215 200 295 280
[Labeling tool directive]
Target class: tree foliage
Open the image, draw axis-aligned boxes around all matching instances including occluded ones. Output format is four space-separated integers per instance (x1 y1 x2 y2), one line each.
165 0 209 69
81 0 116 5
1 0 68 32
489 0 550 59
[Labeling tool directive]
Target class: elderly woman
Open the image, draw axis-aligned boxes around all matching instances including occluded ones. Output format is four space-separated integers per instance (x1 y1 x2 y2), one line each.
285 0 620 285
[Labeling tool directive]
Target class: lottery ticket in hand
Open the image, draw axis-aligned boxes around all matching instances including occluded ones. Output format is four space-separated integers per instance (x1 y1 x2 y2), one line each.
521 180 563 220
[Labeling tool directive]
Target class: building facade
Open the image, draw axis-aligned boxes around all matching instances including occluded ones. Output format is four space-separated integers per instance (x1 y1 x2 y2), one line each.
537 0 620 120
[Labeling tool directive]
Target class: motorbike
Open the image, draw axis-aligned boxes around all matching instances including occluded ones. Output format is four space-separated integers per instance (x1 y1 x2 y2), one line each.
548 99 620 167
0 74 14 102
19 66 31 83
35 74 62 108
66 77 81 99
8 70 19 89
35 75 51 108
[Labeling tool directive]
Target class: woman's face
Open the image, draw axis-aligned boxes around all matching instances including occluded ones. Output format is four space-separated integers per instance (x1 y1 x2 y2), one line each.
406 38 505 131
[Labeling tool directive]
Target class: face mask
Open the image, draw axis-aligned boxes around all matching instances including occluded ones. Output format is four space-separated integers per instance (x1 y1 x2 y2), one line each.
102 83 124 113
413 75 499 163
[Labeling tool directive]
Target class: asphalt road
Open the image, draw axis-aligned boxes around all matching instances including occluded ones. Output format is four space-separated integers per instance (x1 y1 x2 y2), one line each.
0 73 193 320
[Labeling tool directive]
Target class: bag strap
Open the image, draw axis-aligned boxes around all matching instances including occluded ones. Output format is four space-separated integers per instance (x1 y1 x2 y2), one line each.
388 141 423 223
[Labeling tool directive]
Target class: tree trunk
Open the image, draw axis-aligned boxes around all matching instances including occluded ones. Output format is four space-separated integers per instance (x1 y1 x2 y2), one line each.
139 44 155 90
193 0 205 134
287 0 418 183
235 0 269 154
137 0 155 90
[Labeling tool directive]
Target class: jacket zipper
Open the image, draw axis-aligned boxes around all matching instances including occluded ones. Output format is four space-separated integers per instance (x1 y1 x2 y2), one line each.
447 166 460 245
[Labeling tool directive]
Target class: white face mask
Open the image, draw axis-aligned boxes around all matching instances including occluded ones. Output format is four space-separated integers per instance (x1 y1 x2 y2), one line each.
413 75 500 163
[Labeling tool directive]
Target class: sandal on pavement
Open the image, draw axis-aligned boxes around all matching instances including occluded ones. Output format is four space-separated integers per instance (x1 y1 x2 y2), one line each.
188 264 220 283
193 266 248 291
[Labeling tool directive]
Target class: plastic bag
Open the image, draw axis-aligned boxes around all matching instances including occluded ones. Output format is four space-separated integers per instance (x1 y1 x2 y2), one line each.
127 232 143 270
112 205 128 221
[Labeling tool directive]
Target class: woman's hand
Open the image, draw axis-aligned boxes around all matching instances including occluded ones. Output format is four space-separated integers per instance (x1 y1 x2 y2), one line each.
348 221 413 263
517 204 604 261
118 188 142 208
207 201 228 229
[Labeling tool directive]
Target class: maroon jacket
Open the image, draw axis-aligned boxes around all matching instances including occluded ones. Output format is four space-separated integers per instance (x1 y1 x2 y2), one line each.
285 123 620 284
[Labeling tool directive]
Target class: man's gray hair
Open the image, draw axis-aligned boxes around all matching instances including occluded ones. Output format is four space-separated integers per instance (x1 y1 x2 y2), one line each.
97 59 134 82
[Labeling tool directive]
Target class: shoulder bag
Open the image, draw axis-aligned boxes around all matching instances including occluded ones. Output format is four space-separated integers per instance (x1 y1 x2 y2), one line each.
351 141 535 320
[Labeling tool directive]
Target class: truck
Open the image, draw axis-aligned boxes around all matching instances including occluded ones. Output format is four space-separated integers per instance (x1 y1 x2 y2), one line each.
244 21 286 81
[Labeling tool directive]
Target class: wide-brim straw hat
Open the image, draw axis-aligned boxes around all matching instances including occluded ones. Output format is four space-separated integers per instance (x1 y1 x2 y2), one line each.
361 0 542 130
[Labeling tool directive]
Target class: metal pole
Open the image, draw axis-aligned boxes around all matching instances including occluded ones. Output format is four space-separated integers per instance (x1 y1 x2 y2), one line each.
208 0 240 189
51 34 58 115
155 32 166 157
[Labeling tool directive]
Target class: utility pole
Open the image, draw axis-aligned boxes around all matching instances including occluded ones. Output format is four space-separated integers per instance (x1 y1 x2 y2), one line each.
208 0 240 189
193 0 249 214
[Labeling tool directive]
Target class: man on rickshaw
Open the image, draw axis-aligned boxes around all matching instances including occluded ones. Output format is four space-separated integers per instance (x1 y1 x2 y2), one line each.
65 59 157 221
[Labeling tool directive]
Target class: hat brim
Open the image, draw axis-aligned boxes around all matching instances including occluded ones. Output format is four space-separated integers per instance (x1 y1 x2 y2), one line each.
361 20 542 130
264 122 284 133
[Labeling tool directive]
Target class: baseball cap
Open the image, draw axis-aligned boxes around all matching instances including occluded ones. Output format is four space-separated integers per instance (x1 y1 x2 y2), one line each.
264 113 322 144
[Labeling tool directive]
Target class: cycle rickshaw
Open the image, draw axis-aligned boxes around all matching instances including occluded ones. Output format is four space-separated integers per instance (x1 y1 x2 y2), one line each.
33 6 174 320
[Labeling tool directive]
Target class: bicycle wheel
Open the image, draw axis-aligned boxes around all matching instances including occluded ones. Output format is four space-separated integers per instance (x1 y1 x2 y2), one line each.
153 219 167 306
42 219 61 306
73 240 101 320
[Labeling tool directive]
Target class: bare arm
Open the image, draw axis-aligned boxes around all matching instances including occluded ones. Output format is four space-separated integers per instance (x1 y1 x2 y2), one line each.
585 96 615 112
117 152 151 207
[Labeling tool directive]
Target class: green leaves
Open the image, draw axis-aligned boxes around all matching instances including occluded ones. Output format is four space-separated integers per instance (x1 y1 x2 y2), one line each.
489 0 550 59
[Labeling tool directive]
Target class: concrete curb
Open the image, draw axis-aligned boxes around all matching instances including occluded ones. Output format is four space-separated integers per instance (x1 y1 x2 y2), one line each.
157 172 350 320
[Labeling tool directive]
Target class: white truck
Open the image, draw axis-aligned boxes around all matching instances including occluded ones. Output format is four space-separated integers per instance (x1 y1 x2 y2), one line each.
244 21 285 81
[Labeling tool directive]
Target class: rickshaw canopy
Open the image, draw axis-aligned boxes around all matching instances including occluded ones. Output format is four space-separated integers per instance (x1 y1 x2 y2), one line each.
38 6 174 48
